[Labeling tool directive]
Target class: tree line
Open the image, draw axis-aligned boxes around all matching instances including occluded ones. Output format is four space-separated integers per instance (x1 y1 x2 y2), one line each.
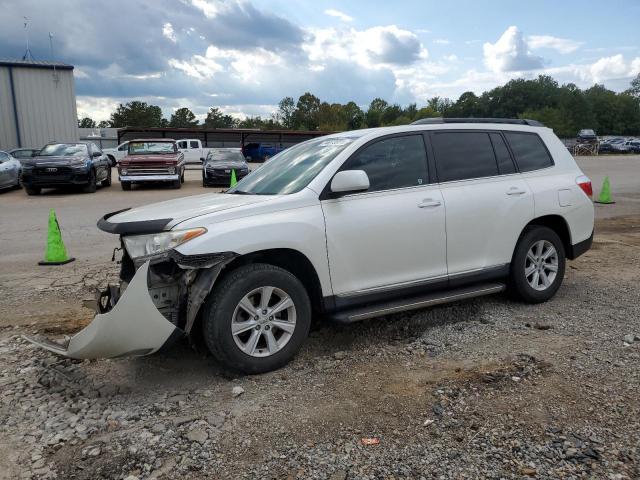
79 74 640 138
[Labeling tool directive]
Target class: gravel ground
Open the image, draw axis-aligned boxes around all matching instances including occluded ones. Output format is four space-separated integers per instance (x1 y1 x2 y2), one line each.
1 214 639 479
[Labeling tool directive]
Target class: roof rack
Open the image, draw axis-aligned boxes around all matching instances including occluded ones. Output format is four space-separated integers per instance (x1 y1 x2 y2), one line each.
410 117 544 127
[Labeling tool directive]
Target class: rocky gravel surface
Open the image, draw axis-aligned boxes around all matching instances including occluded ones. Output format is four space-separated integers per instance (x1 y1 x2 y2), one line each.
1 220 639 479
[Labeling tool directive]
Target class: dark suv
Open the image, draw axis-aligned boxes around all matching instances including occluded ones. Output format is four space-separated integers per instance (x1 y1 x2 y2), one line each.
20 142 111 195
577 129 597 143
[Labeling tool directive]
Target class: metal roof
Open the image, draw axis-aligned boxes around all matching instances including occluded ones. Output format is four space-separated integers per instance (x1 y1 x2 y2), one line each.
116 126 335 136
0 59 74 70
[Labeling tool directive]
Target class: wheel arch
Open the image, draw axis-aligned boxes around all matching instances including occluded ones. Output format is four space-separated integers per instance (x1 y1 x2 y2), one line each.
222 248 325 315
522 215 572 258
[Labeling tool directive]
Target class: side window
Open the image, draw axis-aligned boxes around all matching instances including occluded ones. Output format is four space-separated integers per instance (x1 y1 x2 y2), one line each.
91 143 101 154
118 143 127 151
189 140 199 149
432 132 498 182
0 152 9 162
489 133 516 175
504 132 553 172
342 135 428 192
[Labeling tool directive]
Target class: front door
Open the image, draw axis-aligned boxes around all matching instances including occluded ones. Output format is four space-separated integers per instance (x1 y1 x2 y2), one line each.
321 134 447 297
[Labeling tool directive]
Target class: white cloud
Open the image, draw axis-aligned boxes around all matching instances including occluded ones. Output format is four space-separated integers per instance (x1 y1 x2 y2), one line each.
588 54 640 82
433 39 450 45
483 26 544 72
324 8 353 22
304 25 428 70
528 35 582 54
162 22 176 42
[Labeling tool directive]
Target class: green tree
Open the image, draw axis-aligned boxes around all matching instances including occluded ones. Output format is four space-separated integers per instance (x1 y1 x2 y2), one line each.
626 73 640 99
295 92 321 130
97 120 111 128
343 101 364 130
365 98 388 127
169 107 199 127
78 117 96 128
204 107 238 128
276 97 297 129
109 101 165 127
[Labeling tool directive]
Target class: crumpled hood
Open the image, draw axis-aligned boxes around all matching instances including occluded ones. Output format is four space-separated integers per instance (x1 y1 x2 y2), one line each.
106 192 278 230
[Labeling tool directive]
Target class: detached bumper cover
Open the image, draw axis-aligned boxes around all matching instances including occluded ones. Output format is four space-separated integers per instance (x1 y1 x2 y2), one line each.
23 261 180 359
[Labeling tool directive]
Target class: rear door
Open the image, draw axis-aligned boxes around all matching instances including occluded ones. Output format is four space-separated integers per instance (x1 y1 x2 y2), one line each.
430 130 534 276
322 133 447 296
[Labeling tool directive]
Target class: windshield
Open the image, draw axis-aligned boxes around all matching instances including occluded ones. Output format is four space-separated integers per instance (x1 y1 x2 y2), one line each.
39 144 88 157
229 136 355 195
580 130 595 135
207 151 244 162
129 142 176 155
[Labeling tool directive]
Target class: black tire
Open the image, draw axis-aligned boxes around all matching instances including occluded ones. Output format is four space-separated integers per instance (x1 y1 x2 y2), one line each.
25 185 40 195
82 169 97 193
107 155 116 168
102 167 112 187
171 179 181 189
121 181 132 191
202 263 311 374
181 169 185 183
509 226 566 304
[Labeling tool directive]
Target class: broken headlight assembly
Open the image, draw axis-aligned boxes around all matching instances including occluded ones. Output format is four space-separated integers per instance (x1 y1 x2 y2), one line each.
122 227 207 260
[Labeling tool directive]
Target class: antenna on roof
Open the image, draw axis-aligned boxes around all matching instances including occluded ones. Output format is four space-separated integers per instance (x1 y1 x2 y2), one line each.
49 32 59 84
22 16 35 61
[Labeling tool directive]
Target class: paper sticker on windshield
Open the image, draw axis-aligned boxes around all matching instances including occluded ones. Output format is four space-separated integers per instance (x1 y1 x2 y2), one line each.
318 139 353 147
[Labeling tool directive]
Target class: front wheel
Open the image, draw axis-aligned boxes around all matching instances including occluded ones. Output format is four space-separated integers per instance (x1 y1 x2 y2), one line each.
509 226 565 303
171 179 181 189
121 181 131 191
25 186 41 195
202 263 311 374
102 167 112 187
82 169 97 193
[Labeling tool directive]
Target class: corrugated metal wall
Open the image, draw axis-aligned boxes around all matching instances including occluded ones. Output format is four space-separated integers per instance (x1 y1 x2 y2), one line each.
0 66 78 150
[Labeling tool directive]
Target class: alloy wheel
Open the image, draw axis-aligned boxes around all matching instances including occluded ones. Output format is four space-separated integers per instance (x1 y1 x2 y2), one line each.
231 286 296 357
524 240 558 291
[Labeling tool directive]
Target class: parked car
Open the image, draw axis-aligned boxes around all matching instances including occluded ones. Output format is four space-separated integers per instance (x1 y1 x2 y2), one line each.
176 139 210 165
0 151 22 190
102 141 129 166
577 129 597 143
623 139 640 153
20 142 111 195
26 119 594 374
202 148 250 187
609 138 633 153
9 148 40 162
242 142 285 162
118 139 185 190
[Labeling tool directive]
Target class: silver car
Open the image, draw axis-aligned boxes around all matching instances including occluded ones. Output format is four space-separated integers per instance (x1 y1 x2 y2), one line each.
0 151 21 190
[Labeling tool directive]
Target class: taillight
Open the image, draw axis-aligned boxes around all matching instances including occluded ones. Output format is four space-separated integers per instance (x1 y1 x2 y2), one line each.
576 175 592 198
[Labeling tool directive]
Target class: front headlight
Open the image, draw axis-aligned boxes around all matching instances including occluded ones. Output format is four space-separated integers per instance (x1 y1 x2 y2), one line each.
168 166 176 174
121 168 128 175
122 228 207 260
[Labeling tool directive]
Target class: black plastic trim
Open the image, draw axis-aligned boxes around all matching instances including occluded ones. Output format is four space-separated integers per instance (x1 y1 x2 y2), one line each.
97 208 173 235
322 264 510 313
411 117 544 127
567 231 593 260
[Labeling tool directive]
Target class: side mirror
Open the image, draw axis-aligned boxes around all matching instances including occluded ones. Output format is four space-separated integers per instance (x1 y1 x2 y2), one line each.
330 170 370 194
92 151 102 158
200 157 205 163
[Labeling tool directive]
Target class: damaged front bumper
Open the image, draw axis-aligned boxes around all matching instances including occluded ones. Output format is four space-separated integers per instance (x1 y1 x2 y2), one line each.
24 261 180 358
24 250 236 360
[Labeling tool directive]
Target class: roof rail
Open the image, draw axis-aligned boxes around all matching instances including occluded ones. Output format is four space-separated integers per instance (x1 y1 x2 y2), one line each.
410 117 545 127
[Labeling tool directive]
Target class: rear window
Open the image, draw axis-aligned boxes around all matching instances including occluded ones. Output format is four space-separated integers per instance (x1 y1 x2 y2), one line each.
504 132 553 172
432 132 498 182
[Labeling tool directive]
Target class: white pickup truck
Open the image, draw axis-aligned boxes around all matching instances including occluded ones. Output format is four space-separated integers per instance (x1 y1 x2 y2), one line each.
176 139 210 165
105 139 209 166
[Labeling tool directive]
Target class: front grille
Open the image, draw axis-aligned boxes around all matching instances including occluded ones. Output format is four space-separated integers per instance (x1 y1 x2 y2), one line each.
36 166 72 175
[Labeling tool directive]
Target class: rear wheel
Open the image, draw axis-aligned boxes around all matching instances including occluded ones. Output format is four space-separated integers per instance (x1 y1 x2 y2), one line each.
121 181 132 191
25 186 40 195
509 226 565 303
202 263 311 374
82 169 97 193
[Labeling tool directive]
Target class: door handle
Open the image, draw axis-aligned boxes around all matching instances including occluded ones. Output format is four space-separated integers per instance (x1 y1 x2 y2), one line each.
418 199 442 208
506 187 526 196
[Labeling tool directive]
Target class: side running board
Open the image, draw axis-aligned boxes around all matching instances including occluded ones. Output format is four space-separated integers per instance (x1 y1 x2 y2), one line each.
330 282 505 323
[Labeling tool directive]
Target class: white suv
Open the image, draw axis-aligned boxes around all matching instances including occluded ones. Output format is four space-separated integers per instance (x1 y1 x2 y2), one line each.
28 119 594 374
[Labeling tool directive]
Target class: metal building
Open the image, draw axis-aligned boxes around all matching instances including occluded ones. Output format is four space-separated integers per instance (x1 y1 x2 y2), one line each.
0 59 79 150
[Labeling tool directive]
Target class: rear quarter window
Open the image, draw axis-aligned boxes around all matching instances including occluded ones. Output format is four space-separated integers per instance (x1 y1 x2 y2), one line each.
505 132 553 172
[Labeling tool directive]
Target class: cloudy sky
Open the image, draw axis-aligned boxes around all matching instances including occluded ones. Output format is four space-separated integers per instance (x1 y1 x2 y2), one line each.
2 0 639 122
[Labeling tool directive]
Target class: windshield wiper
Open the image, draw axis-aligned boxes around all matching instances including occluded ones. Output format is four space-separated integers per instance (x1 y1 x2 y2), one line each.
228 190 255 195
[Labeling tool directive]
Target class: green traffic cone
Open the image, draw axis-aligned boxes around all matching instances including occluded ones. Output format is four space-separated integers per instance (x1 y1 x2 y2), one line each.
230 169 238 188
39 209 75 265
594 176 615 204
